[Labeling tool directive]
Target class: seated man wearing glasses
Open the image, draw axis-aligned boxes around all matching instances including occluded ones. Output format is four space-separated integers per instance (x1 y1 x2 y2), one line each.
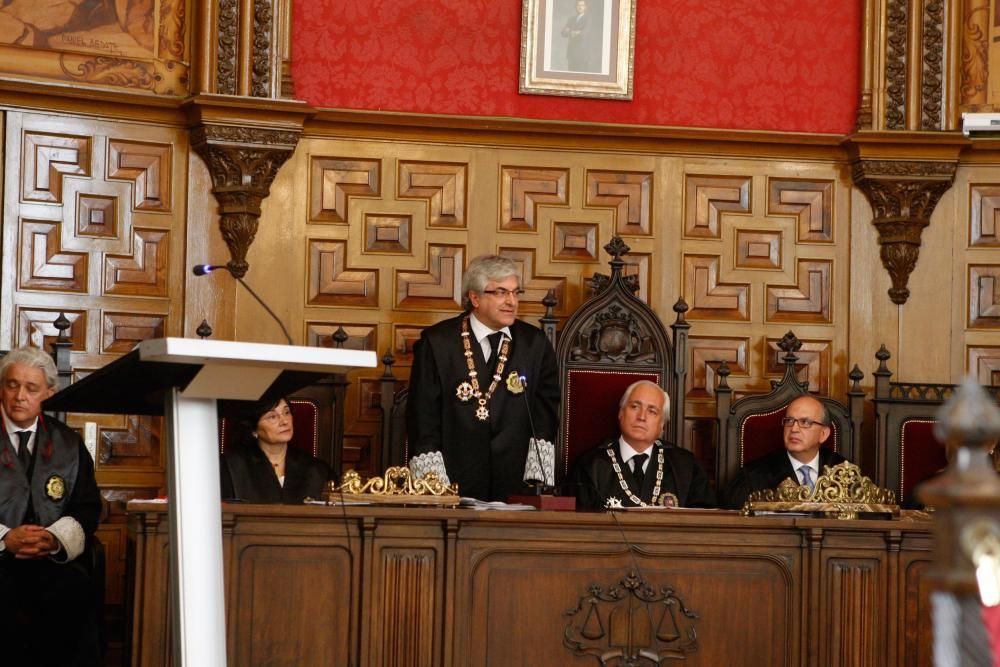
721 395 847 510
406 255 560 501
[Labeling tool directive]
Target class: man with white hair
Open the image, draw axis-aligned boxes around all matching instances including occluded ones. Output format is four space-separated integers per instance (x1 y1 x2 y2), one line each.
407 255 560 501
568 380 714 510
0 346 102 663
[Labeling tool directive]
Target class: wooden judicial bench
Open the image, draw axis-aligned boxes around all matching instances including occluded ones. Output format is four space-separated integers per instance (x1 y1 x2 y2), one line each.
127 503 934 667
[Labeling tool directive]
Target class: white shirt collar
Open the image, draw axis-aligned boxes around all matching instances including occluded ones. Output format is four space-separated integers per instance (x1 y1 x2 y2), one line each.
1 407 38 449
618 436 654 466
469 313 512 344
787 451 819 474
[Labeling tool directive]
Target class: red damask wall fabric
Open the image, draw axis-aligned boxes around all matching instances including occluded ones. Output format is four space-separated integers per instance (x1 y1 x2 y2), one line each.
291 0 859 134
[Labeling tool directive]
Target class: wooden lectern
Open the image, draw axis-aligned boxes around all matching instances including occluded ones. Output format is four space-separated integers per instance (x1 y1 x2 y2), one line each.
45 338 376 667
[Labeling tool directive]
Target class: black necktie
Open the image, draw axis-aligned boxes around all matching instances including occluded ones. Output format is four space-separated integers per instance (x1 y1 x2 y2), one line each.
16 430 31 478
486 332 504 377
631 453 648 489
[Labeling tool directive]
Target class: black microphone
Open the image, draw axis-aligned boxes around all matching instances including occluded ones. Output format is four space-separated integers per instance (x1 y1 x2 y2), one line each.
516 372 551 493
192 264 294 345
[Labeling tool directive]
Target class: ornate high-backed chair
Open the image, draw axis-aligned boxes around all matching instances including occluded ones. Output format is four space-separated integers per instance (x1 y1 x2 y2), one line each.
869 345 1000 502
555 237 690 480
715 331 864 491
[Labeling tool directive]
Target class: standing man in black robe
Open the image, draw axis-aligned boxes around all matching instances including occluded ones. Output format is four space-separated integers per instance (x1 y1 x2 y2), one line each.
568 380 714 510
721 394 847 509
0 346 102 664
406 255 560 501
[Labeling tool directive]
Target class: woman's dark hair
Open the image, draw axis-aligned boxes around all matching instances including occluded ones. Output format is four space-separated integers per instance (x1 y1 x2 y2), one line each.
226 395 290 447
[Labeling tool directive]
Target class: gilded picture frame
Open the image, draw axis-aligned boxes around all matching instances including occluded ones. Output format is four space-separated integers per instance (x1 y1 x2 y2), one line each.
519 0 636 100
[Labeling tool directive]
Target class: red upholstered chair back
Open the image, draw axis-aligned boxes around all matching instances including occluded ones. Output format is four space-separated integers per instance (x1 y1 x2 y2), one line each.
564 369 660 473
555 237 690 480
716 331 864 491
899 420 947 501
219 398 321 457
738 405 839 468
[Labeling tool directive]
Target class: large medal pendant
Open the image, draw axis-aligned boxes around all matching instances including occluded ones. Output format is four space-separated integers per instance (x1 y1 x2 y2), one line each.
456 382 474 401
475 399 490 421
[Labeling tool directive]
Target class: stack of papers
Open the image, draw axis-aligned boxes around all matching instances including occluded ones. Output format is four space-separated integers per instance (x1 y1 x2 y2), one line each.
459 497 536 511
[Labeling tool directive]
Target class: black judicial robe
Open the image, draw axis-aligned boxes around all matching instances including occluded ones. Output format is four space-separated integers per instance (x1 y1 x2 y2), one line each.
567 439 715 510
406 314 559 502
220 444 332 504
721 447 847 510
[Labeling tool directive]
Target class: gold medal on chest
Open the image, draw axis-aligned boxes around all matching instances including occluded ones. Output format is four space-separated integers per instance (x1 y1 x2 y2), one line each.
456 382 474 401
505 371 525 394
45 474 66 501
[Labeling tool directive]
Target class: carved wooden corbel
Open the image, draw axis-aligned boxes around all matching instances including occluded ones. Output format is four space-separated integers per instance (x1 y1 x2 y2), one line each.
190 124 300 277
851 159 956 305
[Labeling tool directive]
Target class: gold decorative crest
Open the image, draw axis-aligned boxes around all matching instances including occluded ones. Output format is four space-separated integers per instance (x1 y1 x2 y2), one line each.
325 467 460 506
45 475 66 501
743 461 898 520
506 371 525 394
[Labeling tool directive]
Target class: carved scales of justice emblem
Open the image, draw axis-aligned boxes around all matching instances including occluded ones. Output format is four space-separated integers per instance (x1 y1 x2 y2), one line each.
455 317 511 421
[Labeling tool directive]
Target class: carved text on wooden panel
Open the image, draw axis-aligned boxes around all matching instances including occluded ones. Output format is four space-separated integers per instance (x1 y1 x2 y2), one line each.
395 244 464 310
683 175 751 239
682 254 750 321
586 170 653 236
767 178 834 243
687 336 750 400
308 239 379 307
309 158 381 224
500 166 569 232
397 161 467 228
765 259 832 323
499 247 567 315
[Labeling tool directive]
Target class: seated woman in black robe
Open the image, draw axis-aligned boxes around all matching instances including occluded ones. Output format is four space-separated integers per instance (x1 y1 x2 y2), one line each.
220 396 332 503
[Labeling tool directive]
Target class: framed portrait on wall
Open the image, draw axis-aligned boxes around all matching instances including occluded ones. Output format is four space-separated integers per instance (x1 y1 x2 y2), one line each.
519 0 637 100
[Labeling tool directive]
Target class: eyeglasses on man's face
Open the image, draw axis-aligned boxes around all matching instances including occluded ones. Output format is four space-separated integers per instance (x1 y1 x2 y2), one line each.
482 288 525 299
781 417 827 429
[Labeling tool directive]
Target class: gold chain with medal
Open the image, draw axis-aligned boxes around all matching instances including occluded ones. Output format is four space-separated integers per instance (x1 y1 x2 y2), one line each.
607 444 664 507
455 316 510 421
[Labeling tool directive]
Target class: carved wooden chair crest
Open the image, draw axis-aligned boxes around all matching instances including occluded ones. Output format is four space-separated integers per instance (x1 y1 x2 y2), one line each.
555 237 690 480
715 331 864 490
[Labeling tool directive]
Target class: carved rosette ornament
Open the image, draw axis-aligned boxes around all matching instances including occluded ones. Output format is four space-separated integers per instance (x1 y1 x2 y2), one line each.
851 159 956 305
191 125 300 277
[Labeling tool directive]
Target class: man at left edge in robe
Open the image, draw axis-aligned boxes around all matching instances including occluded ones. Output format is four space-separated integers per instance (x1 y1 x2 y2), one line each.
568 380 714 510
0 346 102 665
406 255 560 501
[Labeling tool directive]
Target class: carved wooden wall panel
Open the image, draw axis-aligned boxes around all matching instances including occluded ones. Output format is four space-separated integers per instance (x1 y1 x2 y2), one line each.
498 248 566 315
500 166 569 231
307 239 379 307
765 259 833 323
968 264 1000 328
305 322 378 351
683 254 751 321
684 175 751 238
309 157 381 224
970 184 1000 247
686 336 750 401
764 338 831 394
585 170 653 236
395 245 464 310
967 346 1000 385
397 161 467 228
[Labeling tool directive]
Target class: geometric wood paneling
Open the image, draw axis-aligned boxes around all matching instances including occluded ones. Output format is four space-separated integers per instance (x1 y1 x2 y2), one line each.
500 166 569 231
687 336 750 400
19 220 88 292
825 560 878 667
364 214 411 253
967 346 1000 385
357 378 384 423
498 247 567 314
390 324 426 366
621 251 651 304
736 229 782 269
103 229 169 297
378 550 435 666
970 184 1000 247
585 170 653 236
309 157 381 224
16 308 87 351
968 264 1000 328
305 322 378 351
764 337 831 393
307 239 379 307
397 161 467 228
394 244 464 310
765 259 832 323
682 254 750 320
101 312 166 353
98 414 163 469
77 194 118 238
22 132 91 203
684 174 751 239
552 221 598 261
767 178 833 243
107 139 172 211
